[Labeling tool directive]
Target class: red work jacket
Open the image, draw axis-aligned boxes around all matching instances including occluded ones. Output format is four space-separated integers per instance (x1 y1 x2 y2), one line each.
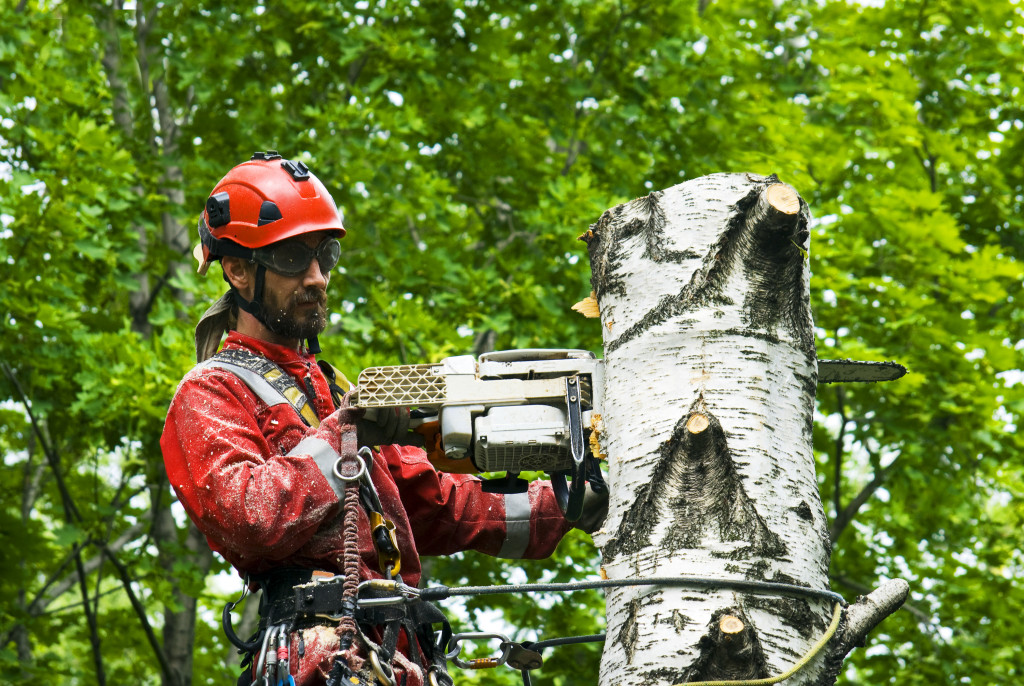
160 331 571 590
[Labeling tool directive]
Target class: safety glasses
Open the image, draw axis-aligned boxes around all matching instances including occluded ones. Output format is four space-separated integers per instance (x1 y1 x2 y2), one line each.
252 237 341 276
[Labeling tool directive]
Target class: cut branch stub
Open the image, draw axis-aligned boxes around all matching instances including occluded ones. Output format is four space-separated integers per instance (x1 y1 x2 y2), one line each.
719 616 745 635
685 412 709 435
766 183 801 215
687 607 770 683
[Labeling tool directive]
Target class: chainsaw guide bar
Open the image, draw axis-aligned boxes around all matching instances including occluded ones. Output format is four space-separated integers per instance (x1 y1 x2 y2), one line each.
817 359 907 384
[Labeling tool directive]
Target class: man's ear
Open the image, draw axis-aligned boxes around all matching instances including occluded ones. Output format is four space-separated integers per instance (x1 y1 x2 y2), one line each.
221 257 254 297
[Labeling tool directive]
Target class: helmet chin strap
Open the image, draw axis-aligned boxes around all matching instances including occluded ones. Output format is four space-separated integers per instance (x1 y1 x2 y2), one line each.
227 264 267 323
226 264 323 354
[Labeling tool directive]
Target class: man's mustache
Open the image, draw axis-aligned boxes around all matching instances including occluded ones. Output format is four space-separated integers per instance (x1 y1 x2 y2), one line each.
292 287 327 307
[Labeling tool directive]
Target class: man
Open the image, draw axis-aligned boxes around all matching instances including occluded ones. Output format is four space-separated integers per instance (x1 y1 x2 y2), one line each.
160 153 591 686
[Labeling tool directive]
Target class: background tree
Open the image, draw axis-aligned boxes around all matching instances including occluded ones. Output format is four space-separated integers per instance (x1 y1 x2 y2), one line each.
0 1 1020 685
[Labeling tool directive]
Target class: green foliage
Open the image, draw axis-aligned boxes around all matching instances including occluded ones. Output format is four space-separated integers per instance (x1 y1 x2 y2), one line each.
1 0 1021 684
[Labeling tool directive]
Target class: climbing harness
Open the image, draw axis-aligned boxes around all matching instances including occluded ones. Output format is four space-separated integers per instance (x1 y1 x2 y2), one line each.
209 357 449 685
227 516 846 685
234 445 452 686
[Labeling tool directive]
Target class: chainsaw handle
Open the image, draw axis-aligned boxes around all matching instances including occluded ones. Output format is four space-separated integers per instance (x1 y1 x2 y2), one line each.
551 456 587 521
555 375 588 521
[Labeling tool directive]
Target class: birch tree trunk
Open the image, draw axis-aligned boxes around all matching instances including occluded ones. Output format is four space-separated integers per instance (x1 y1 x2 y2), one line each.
585 173 906 685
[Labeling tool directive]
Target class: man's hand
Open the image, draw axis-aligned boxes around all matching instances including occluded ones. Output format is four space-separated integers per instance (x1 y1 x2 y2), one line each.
357 407 424 448
574 484 609 535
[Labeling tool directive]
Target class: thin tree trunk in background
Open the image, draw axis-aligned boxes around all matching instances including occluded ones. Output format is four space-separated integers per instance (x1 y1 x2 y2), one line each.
97 7 204 683
586 173 906 685
152 480 214 686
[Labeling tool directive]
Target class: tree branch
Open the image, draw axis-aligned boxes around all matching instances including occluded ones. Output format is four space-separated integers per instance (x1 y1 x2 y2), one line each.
829 456 899 542
144 5 192 263
96 5 134 140
830 573 932 627
1 363 106 684
74 552 107 685
1 364 176 683
37 587 125 616
341 47 372 107
36 520 149 612
913 139 938 194
832 578 909 657
100 543 176 683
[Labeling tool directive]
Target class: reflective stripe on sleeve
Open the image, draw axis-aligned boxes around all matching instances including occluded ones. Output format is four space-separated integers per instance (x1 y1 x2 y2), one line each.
498 491 532 559
287 436 343 499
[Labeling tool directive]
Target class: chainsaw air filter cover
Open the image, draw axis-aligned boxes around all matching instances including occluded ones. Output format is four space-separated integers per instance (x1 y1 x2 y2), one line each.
473 404 573 473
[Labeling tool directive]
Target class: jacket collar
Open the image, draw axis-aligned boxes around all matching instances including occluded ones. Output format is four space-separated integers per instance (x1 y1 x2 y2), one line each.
223 331 316 368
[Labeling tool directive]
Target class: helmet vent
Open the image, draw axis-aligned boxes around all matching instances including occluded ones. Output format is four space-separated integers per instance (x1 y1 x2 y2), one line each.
251 150 283 161
206 192 231 228
281 159 310 181
258 200 283 226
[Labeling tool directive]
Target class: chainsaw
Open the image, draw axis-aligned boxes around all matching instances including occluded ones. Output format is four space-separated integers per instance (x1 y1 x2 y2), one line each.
353 349 606 521
352 348 906 522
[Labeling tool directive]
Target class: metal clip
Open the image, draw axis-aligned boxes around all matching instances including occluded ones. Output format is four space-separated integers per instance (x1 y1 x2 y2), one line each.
356 579 420 607
313 573 341 583
446 632 512 669
426 669 453 686
368 649 397 686
357 446 387 512
504 641 544 671
276 628 289 684
368 511 402 577
333 455 366 482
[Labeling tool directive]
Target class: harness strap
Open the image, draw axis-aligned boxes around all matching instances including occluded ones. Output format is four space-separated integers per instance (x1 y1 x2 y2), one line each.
317 359 352 407
258 572 447 627
202 347 321 427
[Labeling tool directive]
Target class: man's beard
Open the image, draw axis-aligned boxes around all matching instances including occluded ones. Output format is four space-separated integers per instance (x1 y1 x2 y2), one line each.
262 286 328 341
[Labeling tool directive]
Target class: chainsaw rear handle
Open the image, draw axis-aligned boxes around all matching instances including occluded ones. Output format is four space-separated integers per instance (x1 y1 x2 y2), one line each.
551 456 588 521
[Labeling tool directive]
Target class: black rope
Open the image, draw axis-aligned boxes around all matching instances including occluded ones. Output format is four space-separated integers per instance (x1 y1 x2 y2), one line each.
527 633 606 651
420 576 846 607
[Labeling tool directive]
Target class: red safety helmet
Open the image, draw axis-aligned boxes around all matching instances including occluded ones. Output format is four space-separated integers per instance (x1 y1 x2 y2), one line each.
192 152 347 358
194 151 346 275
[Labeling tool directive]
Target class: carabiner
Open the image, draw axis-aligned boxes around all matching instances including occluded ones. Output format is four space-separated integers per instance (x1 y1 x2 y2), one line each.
276 627 290 684
356 579 420 607
368 649 397 686
427 668 454 686
252 624 274 682
445 632 512 669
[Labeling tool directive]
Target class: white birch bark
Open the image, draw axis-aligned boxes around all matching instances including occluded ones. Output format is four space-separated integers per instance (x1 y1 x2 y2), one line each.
585 173 905 685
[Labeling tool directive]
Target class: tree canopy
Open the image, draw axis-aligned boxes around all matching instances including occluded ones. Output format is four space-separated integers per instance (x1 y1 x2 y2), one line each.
1 1 1021 684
